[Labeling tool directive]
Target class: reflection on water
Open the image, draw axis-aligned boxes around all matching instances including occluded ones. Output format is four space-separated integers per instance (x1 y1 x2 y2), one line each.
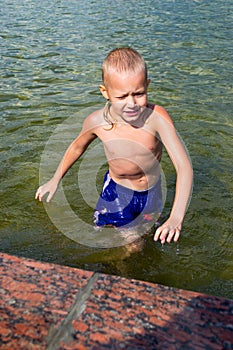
0 0 232 299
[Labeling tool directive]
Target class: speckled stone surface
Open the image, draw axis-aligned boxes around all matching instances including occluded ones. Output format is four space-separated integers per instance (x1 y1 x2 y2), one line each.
0 252 232 350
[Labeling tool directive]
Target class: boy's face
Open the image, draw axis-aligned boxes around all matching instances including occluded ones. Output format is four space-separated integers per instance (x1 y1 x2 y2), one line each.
100 70 150 124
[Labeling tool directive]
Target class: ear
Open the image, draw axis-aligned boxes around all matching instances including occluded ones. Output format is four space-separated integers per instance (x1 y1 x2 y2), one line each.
99 85 109 100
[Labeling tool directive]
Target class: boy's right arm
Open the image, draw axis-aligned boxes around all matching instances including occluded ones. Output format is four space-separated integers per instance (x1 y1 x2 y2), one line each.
35 115 98 202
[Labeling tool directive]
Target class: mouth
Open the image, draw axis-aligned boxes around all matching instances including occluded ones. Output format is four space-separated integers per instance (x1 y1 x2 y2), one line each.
124 108 140 117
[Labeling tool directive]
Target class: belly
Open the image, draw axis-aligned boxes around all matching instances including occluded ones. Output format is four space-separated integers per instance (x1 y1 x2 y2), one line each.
102 135 162 190
108 159 160 190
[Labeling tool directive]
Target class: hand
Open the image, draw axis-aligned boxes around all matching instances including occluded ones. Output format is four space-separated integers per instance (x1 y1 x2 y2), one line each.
35 178 58 203
154 218 182 244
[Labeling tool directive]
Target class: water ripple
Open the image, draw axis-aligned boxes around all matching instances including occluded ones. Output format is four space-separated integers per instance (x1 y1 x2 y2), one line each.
0 0 232 298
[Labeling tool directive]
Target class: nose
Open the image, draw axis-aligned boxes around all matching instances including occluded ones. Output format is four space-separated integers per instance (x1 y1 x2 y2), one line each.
127 94 136 106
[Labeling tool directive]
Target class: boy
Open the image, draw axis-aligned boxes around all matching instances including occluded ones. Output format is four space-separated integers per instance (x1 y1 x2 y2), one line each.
35 47 193 245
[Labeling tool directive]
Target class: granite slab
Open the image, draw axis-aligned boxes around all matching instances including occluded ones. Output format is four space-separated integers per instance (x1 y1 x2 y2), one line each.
0 252 232 350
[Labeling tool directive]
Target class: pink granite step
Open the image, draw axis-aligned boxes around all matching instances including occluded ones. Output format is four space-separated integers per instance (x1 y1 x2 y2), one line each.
0 252 232 349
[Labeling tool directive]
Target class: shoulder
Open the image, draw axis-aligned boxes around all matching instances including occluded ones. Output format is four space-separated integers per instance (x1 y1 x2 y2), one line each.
82 108 105 131
153 105 174 127
154 105 173 125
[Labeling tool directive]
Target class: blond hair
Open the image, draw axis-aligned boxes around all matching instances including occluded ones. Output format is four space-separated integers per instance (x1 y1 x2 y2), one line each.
102 47 147 87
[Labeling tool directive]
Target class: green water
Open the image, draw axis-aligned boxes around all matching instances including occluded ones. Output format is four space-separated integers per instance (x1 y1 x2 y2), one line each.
1 0 232 299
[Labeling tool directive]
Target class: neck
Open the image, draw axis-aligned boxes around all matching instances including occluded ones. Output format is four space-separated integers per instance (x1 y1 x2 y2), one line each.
104 102 121 125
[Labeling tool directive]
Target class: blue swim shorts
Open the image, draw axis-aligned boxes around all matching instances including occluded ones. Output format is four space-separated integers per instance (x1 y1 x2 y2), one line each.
94 171 163 228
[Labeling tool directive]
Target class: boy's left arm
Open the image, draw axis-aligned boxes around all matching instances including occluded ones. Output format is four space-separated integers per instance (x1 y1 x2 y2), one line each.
153 107 193 244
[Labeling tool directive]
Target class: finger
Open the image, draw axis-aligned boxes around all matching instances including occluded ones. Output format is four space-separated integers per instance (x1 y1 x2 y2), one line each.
35 187 43 200
36 189 44 202
160 227 169 240
166 229 175 243
160 236 166 245
154 226 161 241
35 191 41 201
154 225 165 241
160 229 169 245
35 189 39 199
158 227 170 244
46 192 52 203
173 228 181 242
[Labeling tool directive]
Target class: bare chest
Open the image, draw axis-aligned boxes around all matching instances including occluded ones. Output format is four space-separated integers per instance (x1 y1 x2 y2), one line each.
100 126 157 158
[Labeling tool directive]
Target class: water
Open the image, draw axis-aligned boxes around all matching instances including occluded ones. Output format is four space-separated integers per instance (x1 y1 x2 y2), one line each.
1 0 232 299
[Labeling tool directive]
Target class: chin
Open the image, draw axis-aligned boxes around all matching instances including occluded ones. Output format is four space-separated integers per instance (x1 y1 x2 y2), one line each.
123 112 141 123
